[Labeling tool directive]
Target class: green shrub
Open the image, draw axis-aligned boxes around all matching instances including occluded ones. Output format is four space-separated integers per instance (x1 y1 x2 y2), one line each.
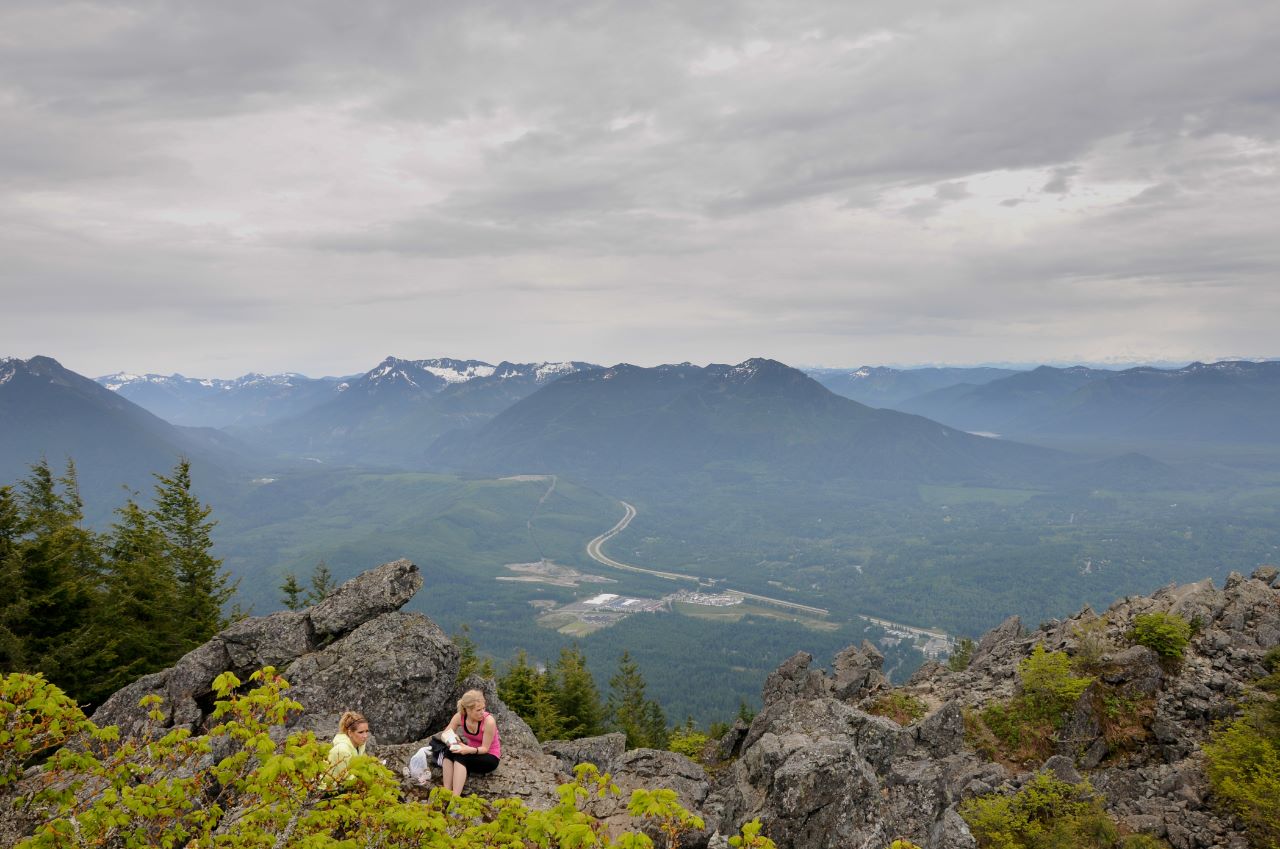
0 669 741 849
0 673 100 789
867 691 928 726
948 638 976 671
971 645 1094 763
1020 644 1094 719
1203 664 1280 849
730 819 776 849
1262 645 1280 673
1130 612 1192 660
960 772 1167 849
667 724 711 762
1071 616 1114 672
1120 836 1167 848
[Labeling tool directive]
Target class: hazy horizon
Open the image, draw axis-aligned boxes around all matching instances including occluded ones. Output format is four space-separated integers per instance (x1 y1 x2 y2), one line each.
9 351 1278 383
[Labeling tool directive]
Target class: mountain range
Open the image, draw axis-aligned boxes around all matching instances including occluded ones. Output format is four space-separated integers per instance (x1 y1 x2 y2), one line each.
97 371 347 428
429 358 1066 486
0 356 255 515
895 360 1280 443
806 365 1020 407
237 357 599 466
3 351 1274 521
6 350 1277 652
6 354 1267 499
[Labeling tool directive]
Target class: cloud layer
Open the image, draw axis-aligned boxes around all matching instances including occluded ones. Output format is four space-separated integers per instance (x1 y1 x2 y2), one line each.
2 0 1277 376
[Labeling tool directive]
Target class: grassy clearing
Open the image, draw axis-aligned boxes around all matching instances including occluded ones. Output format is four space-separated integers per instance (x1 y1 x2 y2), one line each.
672 601 838 631
918 484 1039 506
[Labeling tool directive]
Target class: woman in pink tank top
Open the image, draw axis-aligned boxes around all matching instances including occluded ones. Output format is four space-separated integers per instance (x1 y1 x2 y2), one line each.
437 689 501 794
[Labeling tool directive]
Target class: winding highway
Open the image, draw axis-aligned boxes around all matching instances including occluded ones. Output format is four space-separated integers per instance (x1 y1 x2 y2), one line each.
585 501 698 583
584 501 830 617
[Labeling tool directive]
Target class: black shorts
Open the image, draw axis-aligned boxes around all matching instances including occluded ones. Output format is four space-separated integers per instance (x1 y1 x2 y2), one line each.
440 751 499 775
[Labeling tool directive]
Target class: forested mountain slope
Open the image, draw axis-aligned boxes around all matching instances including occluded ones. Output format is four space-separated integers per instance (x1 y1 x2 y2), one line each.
431 358 1067 487
897 360 1280 443
0 356 252 513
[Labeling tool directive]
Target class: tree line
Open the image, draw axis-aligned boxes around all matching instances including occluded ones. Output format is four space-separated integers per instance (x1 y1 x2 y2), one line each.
457 629 673 750
0 458 232 707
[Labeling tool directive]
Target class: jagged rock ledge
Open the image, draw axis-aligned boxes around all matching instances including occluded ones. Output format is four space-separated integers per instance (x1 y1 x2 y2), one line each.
91 559 459 743
35 561 1280 849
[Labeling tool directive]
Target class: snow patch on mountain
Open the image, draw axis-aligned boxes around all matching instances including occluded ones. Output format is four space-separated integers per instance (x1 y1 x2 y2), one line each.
423 363 495 383
535 362 577 381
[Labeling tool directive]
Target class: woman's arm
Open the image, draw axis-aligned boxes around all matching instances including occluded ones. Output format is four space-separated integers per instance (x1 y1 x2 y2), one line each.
441 711 462 736
476 715 497 755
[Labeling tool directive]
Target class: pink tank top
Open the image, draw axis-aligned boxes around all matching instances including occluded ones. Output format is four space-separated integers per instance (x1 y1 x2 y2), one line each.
459 711 501 758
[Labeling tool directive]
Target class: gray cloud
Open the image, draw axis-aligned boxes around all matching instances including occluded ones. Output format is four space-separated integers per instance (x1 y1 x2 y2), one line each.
1 0 1278 376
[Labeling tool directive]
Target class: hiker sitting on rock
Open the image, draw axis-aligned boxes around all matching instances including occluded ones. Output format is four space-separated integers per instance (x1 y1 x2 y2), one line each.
328 711 371 783
438 689 501 794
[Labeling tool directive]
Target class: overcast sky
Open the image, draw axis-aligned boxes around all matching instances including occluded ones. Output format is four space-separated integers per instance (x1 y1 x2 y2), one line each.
2 0 1278 378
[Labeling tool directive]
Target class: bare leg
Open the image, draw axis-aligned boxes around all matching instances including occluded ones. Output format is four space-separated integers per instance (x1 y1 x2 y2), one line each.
441 758 455 790
448 761 469 795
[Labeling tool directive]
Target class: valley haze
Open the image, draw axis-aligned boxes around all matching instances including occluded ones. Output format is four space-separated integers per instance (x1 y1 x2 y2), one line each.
4 350 1280 723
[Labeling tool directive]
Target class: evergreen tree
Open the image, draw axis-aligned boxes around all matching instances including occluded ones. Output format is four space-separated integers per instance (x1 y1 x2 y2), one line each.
552 645 604 739
0 486 26 669
498 650 565 740
527 685 566 742
11 460 102 695
305 560 337 604
90 498 181 702
498 649 542 718
644 699 669 749
608 650 667 749
280 572 305 611
458 627 481 681
149 459 232 649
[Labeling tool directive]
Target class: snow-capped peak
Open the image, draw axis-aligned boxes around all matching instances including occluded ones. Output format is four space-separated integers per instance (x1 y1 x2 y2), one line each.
535 362 578 382
422 362 496 383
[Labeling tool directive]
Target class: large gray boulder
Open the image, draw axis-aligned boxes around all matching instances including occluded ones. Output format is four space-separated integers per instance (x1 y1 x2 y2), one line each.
283 612 457 743
544 732 628 776
760 651 829 709
309 560 424 638
586 748 713 848
831 640 889 702
91 559 446 742
710 683 981 849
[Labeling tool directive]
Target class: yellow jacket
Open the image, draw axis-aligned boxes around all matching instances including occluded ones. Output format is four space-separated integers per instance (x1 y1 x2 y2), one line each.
327 731 366 782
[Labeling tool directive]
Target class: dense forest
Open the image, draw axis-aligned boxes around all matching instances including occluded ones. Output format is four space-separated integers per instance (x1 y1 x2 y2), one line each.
0 459 233 707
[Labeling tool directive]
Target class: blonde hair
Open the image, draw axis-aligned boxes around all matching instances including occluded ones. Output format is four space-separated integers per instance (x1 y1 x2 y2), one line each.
339 710 368 735
457 689 486 716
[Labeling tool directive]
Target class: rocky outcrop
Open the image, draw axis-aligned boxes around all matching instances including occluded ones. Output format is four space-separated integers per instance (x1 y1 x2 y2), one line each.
91 559 458 744
702 566 1277 849
543 732 628 775
830 640 890 701
13 558 1276 849
707 651 983 849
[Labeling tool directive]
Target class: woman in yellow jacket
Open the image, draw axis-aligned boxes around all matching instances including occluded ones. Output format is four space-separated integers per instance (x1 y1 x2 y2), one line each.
327 711 371 783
